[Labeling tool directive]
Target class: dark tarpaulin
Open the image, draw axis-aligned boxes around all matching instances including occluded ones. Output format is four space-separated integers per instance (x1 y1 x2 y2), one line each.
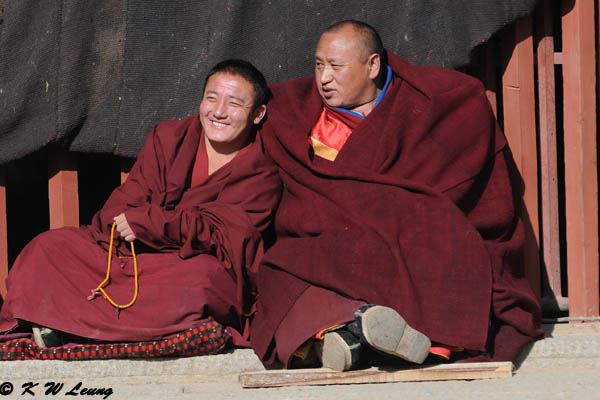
0 0 539 164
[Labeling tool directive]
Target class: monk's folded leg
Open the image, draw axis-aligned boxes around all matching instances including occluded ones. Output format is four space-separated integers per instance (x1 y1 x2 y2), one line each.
0 227 243 343
0 227 108 334
136 253 243 338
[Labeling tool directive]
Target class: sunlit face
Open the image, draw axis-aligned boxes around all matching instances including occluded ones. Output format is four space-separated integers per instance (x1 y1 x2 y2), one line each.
199 72 266 153
315 26 380 114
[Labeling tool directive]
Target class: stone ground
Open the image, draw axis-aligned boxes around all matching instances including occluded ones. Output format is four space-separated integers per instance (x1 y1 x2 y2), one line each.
0 323 598 399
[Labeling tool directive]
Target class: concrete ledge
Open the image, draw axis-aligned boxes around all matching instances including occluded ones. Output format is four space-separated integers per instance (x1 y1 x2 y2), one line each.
1 323 598 380
0 349 265 380
517 322 600 368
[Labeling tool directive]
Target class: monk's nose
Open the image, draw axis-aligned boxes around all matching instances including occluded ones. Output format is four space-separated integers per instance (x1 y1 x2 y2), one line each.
213 99 228 118
320 67 333 84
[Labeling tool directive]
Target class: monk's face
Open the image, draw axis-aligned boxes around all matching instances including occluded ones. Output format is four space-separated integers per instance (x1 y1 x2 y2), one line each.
199 72 266 153
315 26 380 114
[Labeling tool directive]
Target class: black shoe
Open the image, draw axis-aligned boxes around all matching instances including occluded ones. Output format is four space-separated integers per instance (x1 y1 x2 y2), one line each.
351 304 431 364
32 325 63 348
315 330 362 371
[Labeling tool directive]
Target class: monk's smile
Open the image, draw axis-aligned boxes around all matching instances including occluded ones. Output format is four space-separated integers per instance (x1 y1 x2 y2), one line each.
199 72 260 154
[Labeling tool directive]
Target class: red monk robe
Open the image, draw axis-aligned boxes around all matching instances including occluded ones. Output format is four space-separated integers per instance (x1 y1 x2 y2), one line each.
251 51 544 367
0 115 281 346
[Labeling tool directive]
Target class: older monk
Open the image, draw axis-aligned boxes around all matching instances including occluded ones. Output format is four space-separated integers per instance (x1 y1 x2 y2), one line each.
250 20 543 371
0 59 281 350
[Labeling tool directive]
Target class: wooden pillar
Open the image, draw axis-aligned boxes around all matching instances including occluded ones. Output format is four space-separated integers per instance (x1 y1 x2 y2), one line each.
536 0 567 311
0 166 8 299
501 17 541 300
48 148 79 229
561 0 599 318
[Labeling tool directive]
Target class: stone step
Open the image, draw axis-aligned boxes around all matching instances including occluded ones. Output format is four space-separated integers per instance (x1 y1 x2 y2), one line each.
1 323 598 380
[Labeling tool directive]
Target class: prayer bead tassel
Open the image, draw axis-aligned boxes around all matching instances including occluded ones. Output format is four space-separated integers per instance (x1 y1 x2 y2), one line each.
88 222 139 315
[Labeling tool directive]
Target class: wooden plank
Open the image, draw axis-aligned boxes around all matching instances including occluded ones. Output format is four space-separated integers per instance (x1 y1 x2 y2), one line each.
561 0 599 318
501 17 541 299
239 362 514 388
0 166 8 299
48 148 79 229
536 0 567 312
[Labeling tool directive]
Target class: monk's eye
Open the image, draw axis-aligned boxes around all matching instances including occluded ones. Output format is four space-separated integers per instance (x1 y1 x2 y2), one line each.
331 64 342 70
204 95 217 102
229 102 243 108
315 62 324 70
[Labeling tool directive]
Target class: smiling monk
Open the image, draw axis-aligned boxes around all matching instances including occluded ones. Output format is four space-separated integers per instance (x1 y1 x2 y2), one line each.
0 60 281 350
250 20 544 371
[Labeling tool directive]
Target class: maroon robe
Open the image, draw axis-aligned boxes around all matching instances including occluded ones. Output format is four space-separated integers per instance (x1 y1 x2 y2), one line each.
251 51 544 366
0 115 281 346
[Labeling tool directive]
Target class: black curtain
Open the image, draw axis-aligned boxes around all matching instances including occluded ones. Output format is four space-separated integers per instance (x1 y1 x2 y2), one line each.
0 0 539 163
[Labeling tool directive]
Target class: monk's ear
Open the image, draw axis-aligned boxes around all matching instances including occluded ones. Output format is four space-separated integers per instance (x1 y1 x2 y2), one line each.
253 104 267 125
367 53 380 81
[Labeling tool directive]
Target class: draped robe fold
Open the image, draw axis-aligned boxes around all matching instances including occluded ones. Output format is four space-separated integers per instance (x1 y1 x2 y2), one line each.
251 51 544 366
0 115 282 345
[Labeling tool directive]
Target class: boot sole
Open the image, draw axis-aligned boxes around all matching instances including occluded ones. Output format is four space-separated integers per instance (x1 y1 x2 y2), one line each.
361 306 431 364
316 332 353 371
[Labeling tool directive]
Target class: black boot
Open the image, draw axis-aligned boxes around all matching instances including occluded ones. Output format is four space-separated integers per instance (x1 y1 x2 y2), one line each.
32 325 63 348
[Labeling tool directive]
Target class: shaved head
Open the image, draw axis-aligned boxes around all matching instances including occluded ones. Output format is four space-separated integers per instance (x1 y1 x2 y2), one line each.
323 20 387 69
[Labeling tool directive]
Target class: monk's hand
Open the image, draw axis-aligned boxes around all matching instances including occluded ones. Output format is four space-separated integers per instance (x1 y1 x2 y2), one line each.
113 213 137 242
